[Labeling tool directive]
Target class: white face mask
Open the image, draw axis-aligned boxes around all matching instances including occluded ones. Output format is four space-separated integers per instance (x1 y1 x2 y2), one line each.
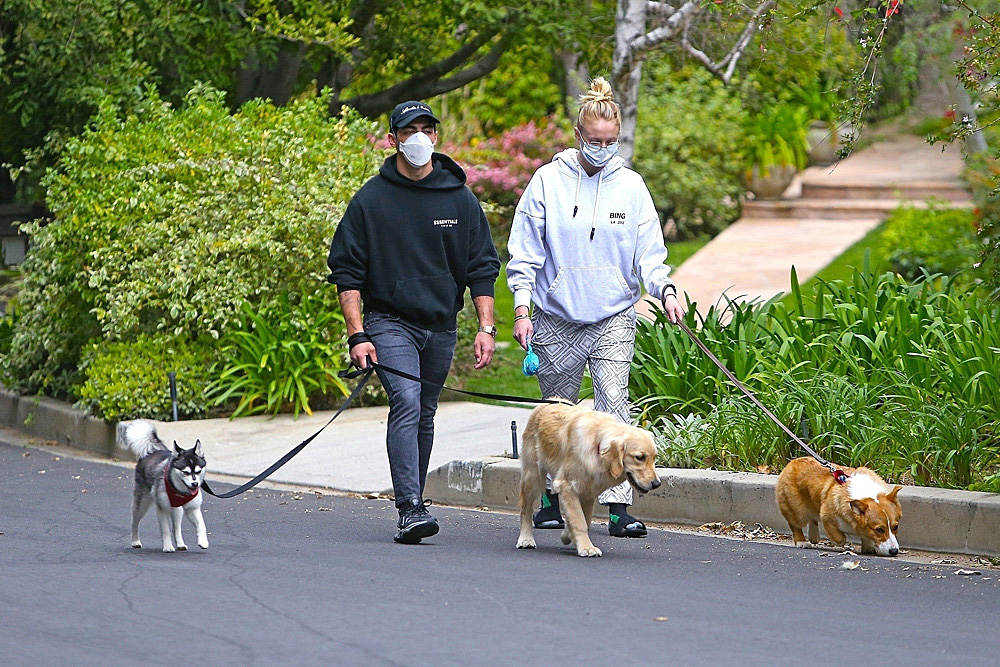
579 140 618 168
397 131 435 168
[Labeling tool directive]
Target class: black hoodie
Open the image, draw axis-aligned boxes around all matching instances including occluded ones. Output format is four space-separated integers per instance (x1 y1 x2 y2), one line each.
327 153 500 331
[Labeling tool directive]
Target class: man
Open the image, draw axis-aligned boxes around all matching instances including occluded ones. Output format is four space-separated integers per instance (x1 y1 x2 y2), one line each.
327 101 500 544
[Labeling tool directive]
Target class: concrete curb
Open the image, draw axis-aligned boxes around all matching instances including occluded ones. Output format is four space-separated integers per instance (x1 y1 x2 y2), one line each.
425 457 1000 557
0 389 116 457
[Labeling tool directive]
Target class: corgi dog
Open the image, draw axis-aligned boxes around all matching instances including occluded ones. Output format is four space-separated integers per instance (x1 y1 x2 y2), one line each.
776 456 902 556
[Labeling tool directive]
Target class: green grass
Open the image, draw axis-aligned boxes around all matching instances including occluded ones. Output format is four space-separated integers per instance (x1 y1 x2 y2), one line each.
779 222 889 309
461 238 710 404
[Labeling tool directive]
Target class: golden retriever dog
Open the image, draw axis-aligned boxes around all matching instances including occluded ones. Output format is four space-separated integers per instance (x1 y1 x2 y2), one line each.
516 401 661 557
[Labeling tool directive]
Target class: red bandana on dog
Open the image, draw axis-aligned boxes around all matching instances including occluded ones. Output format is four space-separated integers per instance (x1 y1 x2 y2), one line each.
164 466 199 507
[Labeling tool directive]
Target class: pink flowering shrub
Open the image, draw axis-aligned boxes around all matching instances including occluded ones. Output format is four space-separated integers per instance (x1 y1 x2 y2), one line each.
444 116 572 208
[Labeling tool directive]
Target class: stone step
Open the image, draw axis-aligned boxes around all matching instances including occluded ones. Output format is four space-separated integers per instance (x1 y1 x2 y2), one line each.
799 181 972 202
743 197 973 220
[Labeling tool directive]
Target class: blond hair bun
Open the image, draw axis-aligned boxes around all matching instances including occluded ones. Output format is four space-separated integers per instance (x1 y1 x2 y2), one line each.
576 76 621 127
579 77 615 105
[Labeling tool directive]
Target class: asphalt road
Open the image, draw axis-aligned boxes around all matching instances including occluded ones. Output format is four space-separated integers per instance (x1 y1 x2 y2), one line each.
2 439 998 666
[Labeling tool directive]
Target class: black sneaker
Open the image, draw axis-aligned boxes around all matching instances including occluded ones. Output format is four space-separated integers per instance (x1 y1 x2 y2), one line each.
532 490 564 529
608 504 647 538
394 497 439 544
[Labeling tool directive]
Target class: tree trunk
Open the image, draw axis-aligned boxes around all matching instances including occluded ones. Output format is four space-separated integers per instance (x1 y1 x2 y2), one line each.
611 0 648 166
559 49 589 119
236 44 307 107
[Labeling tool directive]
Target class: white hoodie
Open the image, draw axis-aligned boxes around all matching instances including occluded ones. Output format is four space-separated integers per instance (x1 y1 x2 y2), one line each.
506 148 674 324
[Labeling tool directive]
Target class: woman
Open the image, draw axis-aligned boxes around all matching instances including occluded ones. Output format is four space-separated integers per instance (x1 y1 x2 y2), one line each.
507 77 685 537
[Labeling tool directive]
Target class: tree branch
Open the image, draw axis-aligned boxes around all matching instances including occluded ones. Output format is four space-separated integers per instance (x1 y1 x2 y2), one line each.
680 0 774 85
647 1 678 20
341 29 511 117
630 1 698 57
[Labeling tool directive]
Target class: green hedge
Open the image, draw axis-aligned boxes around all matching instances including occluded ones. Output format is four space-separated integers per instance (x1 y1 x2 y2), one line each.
881 203 980 282
3 85 382 413
76 335 216 421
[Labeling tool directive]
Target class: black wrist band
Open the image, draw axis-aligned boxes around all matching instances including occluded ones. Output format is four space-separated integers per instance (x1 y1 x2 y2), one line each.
348 332 372 348
514 313 530 321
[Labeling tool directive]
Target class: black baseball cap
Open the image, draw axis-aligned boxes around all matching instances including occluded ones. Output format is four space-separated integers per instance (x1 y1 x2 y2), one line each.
389 101 441 132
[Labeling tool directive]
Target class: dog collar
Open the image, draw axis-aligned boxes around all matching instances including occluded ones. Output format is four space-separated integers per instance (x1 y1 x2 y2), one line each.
164 466 199 507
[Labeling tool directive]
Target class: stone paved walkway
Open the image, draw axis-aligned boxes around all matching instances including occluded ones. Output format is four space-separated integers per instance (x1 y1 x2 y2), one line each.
639 134 970 319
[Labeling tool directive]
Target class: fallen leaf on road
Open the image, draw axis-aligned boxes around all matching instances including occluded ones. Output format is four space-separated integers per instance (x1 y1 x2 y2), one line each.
653 617 669 622
841 560 861 570
931 558 957 565
954 569 981 576
697 520 776 540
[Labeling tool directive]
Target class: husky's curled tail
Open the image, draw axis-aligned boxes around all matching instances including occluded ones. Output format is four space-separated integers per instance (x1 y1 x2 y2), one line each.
121 420 166 459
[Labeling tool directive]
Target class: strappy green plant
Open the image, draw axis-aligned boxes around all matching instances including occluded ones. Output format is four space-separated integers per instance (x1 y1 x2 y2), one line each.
209 292 348 418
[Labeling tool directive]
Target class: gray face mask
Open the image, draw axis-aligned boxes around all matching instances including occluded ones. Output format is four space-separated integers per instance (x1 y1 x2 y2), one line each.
579 139 619 168
397 131 435 168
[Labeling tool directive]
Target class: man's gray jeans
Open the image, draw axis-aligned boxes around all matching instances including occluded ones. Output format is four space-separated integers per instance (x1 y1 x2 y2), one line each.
364 312 456 507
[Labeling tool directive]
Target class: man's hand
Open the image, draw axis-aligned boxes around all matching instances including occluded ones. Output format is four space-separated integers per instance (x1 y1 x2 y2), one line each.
474 332 495 369
350 341 377 369
661 293 686 325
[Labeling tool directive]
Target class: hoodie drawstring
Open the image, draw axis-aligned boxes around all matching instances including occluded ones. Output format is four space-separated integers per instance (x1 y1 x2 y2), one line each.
572 168 582 219
589 169 604 241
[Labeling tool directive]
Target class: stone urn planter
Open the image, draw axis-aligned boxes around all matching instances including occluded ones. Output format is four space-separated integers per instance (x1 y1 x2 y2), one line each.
744 164 798 199
807 121 852 166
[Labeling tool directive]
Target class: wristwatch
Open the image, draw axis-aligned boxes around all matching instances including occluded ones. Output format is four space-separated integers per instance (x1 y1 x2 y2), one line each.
477 325 497 338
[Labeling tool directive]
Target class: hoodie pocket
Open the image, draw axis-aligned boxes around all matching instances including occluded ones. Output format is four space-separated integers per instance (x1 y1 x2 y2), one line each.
391 273 458 324
547 265 631 311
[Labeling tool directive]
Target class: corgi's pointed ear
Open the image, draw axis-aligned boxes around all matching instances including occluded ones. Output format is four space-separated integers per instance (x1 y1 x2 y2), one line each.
849 498 870 516
194 439 204 456
173 441 183 455
600 437 624 479
885 485 902 502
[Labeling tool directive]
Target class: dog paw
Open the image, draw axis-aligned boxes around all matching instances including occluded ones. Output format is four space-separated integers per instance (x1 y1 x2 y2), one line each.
577 545 602 557
560 530 572 546
516 536 536 549
177 544 188 551
131 541 142 549
162 546 176 553
199 541 209 550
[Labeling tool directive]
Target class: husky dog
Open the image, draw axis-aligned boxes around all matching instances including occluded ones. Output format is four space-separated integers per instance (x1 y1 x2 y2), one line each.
123 420 209 553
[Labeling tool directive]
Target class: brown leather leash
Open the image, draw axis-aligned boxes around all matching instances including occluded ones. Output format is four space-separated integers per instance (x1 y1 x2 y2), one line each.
675 319 848 484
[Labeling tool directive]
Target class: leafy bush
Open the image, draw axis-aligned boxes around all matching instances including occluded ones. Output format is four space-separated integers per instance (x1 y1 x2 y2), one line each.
966 154 1000 297
76 335 216 421
881 203 980 281
630 264 1000 489
445 116 572 208
208 291 349 418
633 68 746 240
741 103 811 177
3 85 382 399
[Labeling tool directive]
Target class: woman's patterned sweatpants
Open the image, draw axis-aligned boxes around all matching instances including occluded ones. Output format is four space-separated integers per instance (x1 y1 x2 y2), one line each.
531 306 637 506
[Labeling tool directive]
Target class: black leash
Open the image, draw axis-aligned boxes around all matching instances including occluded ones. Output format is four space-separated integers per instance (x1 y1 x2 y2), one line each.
202 360 558 499
359 359 562 405
676 320 848 484
202 365 377 498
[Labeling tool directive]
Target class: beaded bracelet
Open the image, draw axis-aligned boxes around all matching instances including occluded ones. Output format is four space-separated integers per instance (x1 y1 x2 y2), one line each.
514 313 531 321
